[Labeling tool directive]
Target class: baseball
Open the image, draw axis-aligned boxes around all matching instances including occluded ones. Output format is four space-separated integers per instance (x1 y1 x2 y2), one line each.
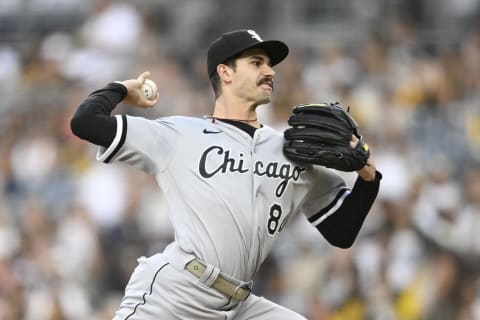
141 79 158 100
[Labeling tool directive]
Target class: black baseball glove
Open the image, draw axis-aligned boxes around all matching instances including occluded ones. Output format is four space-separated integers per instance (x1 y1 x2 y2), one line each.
283 102 370 171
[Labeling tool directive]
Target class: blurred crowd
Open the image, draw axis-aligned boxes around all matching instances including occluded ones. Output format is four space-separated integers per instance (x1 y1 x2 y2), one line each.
1 0 480 319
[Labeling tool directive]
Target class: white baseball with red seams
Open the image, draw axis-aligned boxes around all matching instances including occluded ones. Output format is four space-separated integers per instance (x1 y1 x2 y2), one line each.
141 79 158 100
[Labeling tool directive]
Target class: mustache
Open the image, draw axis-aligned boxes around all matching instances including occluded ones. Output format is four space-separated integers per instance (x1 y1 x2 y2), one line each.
258 78 274 91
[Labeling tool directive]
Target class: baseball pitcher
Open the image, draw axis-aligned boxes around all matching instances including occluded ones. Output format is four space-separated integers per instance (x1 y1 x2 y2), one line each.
71 29 381 319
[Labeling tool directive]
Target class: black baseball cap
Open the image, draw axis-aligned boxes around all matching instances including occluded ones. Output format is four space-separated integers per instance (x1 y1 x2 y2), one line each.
207 29 289 77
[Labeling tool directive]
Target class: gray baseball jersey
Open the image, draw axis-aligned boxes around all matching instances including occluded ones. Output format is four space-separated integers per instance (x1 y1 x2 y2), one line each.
98 115 347 283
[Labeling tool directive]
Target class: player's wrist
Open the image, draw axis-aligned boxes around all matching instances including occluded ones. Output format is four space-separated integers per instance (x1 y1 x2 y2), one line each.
356 161 377 181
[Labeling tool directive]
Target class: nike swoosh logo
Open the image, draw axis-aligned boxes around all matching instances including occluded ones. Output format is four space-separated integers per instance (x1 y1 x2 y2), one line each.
203 129 222 134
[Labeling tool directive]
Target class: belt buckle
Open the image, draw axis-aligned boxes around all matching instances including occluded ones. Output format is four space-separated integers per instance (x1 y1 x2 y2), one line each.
232 283 251 301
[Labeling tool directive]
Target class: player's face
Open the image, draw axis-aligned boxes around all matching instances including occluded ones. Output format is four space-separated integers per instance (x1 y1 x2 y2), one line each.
231 49 275 106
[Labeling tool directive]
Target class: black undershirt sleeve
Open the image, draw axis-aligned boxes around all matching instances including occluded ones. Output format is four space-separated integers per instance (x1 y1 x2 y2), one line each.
316 171 382 248
70 82 127 147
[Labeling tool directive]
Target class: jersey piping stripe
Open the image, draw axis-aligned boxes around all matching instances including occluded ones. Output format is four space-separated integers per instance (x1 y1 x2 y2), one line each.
106 115 127 163
124 262 169 320
308 188 350 227
96 115 127 163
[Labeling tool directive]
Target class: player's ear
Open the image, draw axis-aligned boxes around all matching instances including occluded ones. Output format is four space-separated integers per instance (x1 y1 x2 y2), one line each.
218 64 233 84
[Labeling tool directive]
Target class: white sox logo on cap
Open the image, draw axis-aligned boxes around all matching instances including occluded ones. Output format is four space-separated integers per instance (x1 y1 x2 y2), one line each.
247 30 263 42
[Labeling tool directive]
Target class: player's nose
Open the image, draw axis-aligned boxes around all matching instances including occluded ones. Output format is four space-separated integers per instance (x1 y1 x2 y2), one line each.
263 64 275 77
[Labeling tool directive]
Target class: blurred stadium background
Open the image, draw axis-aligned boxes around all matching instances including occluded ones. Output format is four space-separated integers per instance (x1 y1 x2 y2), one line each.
1 0 480 319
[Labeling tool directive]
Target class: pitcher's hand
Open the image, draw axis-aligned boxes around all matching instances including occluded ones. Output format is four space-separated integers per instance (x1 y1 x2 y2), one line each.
118 71 159 108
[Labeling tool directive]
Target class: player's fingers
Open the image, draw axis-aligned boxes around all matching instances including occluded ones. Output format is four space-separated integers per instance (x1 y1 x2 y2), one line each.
350 134 359 148
137 71 151 84
138 92 159 108
148 92 160 107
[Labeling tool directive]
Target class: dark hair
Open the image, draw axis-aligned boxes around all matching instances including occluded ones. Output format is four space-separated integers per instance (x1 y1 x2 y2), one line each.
209 58 237 99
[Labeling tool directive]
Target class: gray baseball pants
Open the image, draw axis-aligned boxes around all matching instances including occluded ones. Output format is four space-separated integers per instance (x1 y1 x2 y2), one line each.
112 250 306 319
